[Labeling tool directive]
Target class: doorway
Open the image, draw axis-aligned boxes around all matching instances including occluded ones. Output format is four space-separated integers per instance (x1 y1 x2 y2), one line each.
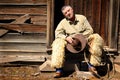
54 0 64 31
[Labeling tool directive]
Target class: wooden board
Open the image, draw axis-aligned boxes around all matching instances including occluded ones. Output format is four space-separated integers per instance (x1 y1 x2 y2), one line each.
0 0 47 5
0 14 31 37
0 33 47 52
31 15 47 25
0 43 46 52
0 33 46 43
0 5 47 15
0 55 46 63
0 29 8 36
0 24 46 33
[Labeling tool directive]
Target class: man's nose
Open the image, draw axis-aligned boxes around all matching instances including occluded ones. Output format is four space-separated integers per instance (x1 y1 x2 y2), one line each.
66 12 70 16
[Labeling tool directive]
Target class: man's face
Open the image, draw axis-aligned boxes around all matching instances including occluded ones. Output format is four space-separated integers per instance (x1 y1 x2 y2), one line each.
62 6 74 20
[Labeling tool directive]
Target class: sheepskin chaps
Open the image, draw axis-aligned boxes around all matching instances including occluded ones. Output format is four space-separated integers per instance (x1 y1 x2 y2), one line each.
51 38 67 68
88 33 104 66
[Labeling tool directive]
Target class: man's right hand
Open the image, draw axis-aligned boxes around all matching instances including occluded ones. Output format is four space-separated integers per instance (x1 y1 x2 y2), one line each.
65 36 73 44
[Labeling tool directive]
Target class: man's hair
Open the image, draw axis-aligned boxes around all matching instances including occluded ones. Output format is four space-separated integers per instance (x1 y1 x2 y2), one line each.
61 5 72 12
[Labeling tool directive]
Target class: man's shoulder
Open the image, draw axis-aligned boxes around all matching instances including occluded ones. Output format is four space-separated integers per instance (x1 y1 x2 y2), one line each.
76 14 86 18
61 18 67 21
75 14 87 21
59 18 67 24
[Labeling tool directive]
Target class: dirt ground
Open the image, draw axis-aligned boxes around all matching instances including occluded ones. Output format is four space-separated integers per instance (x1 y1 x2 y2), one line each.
0 62 120 80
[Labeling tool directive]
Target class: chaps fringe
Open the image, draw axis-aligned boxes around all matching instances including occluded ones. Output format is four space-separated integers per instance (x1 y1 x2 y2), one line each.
51 38 67 68
88 33 104 66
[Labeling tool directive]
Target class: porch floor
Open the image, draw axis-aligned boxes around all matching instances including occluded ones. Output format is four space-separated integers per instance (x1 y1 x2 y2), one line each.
0 55 120 80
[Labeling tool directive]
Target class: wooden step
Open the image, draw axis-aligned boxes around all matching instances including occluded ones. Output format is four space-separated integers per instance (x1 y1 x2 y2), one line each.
114 55 120 63
0 33 47 53
0 43 46 52
0 50 50 63
0 33 46 43
0 55 50 63
0 51 47 55
118 51 120 54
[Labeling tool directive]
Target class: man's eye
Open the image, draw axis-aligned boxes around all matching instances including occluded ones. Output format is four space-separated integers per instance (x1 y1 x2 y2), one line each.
65 12 67 15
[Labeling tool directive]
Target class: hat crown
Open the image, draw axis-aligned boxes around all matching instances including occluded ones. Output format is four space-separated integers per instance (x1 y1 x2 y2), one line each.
66 34 87 53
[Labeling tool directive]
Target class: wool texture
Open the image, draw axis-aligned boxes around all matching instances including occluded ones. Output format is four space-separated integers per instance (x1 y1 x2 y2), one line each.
88 33 104 66
51 38 67 68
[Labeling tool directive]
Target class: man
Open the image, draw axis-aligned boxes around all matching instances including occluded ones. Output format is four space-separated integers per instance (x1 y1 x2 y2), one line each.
51 5 104 78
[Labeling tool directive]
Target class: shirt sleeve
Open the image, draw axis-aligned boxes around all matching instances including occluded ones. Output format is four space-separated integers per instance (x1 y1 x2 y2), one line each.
55 22 67 39
82 18 93 38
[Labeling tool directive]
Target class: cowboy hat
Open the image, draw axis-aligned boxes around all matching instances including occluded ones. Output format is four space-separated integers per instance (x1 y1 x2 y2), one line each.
66 34 87 53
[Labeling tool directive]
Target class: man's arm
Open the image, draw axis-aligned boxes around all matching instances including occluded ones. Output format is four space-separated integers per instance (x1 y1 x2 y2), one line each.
82 19 93 38
55 22 67 39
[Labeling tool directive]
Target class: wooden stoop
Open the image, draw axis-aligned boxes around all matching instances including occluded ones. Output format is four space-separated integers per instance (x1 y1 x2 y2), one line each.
0 14 49 64
114 54 120 73
36 46 118 76
0 32 49 64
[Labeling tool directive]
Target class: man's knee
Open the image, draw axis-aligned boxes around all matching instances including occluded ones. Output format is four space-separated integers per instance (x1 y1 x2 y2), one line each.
52 38 67 48
88 33 104 56
88 33 104 45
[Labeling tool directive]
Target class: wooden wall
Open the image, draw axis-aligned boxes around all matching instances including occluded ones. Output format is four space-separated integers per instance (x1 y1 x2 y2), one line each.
118 1 120 53
0 0 54 62
65 0 119 51
0 0 47 33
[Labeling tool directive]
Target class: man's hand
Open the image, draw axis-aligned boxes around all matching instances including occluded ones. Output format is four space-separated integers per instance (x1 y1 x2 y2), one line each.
65 36 73 44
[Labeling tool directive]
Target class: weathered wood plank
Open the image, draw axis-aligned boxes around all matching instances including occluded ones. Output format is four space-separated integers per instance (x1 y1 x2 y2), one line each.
104 46 117 53
100 0 109 45
0 14 46 19
0 24 47 33
91 0 101 33
118 10 120 54
0 33 46 43
0 14 19 20
0 52 47 55
86 0 92 25
0 43 46 52
0 15 47 25
46 0 54 47
0 14 30 37
114 55 120 64
114 64 120 73
0 55 46 63
39 60 55 71
0 5 47 15
31 15 47 25
11 14 30 24
110 0 119 49
0 0 47 5
0 29 8 36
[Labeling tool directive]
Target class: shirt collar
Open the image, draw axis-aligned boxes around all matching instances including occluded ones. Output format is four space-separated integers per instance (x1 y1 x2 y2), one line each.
66 15 79 25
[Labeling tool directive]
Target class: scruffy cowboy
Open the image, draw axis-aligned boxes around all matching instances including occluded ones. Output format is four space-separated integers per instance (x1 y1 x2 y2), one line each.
51 5 104 78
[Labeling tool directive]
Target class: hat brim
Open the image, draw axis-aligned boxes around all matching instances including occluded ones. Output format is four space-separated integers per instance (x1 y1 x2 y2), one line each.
66 34 87 53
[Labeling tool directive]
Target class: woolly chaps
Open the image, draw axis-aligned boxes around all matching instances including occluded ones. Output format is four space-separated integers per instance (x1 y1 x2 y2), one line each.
51 38 67 68
51 33 104 68
88 33 104 66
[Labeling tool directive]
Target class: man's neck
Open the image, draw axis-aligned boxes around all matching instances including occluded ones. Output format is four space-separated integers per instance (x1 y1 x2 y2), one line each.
69 15 75 22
